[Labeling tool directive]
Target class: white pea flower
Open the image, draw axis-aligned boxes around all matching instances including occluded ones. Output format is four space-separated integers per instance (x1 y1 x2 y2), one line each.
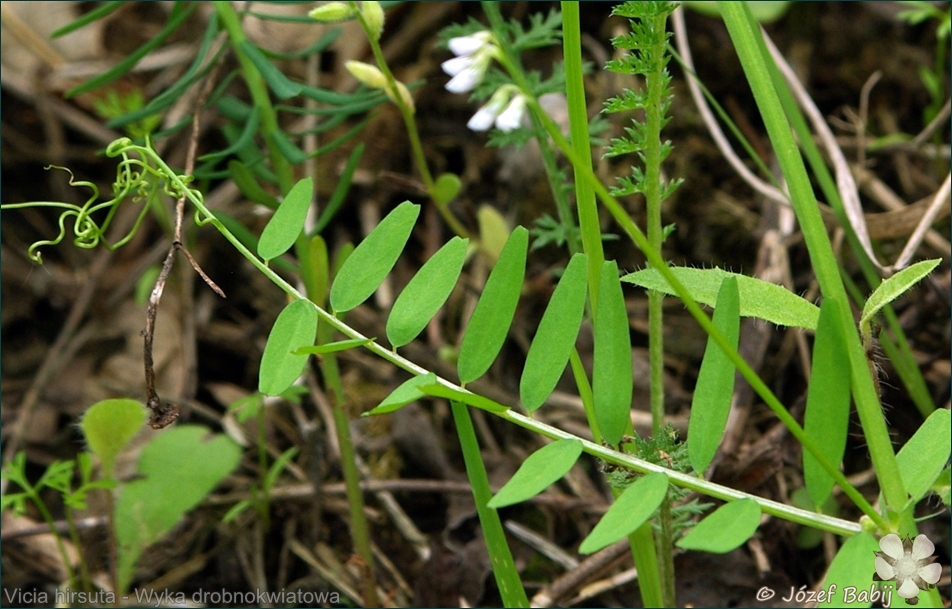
494 93 527 132
874 534 941 603
441 31 497 94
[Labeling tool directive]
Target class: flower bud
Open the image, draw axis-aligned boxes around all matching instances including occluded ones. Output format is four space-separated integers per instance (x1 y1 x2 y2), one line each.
345 60 388 90
361 1 385 41
308 2 356 22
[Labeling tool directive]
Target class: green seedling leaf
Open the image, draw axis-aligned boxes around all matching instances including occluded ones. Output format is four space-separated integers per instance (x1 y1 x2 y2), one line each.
115 425 240 593
688 276 740 473
258 299 318 396
458 226 528 384
294 337 374 355
521 253 588 411
365 373 436 416
803 298 851 508
593 261 633 447
419 382 510 413
238 39 304 100
258 177 313 261
330 201 420 313
81 399 146 480
897 408 951 503
578 472 668 554
488 439 582 508
433 173 462 206
816 532 880 608
676 498 761 553
622 266 819 329
388 236 469 348
228 161 280 209
477 205 511 263
860 259 941 337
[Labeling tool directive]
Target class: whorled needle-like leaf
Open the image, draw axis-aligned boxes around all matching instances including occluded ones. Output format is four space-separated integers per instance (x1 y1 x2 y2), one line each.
387 236 469 348
458 226 528 385
688 276 740 474
520 253 588 411
329 201 420 314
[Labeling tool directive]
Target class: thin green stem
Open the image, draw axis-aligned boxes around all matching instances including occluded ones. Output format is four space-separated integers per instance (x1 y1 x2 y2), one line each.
718 1 906 525
451 401 529 607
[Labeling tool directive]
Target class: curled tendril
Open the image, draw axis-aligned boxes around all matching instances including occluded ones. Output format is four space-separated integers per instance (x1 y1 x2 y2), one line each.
1 137 204 263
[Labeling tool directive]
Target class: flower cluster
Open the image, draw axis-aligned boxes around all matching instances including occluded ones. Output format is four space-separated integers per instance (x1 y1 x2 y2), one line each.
441 32 527 132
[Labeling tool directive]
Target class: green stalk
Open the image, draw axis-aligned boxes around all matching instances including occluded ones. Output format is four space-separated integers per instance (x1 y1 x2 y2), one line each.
717 1 907 525
629 521 664 608
349 2 469 240
451 401 529 607
560 2 604 309
118 138 877 535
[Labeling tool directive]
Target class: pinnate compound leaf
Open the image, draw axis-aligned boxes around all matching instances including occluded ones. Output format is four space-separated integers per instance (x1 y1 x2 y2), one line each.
578 472 668 554
860 259 941 335
458 226 528 384
330 201 420 313
258 177 313 261
593 261 632 446
622 266 819 329
115 426 241 592
388 236 469 348
897 408 951 503
81 399 146 479
816 533 880 608
676 498 761 553
258 299 318 396
803 298 851 508
365 373 436 416
488 439 583 508
688 276 740 473
521 253 588 411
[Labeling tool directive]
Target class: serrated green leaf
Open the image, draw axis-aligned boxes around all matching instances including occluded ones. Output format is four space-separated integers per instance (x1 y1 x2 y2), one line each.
676 498 761 553
488 440 583 508
816 532 880 608
521 253 588 411
897 408 951 503
330 201 420 313
258 299 318 396
419 382 509 413
115 426 240 592
293 337 373 355
258 177 313 261
458 226 528 384
622 266 819 329
365 373 436 416
860 259 941 336
81 399 146 480
593 261 633 446
578 472 668 554
433 173 462 206
688 276 740 473
388 236 469 348
804 298 851 508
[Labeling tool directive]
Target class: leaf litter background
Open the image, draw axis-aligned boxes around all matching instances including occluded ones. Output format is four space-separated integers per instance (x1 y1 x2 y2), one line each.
1 2 949 607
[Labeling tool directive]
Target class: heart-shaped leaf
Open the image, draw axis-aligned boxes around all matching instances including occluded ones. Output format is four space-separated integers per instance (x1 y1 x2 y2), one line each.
81 399 146 480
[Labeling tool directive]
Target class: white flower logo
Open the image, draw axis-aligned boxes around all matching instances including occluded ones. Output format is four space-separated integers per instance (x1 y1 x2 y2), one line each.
874 533 941 605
